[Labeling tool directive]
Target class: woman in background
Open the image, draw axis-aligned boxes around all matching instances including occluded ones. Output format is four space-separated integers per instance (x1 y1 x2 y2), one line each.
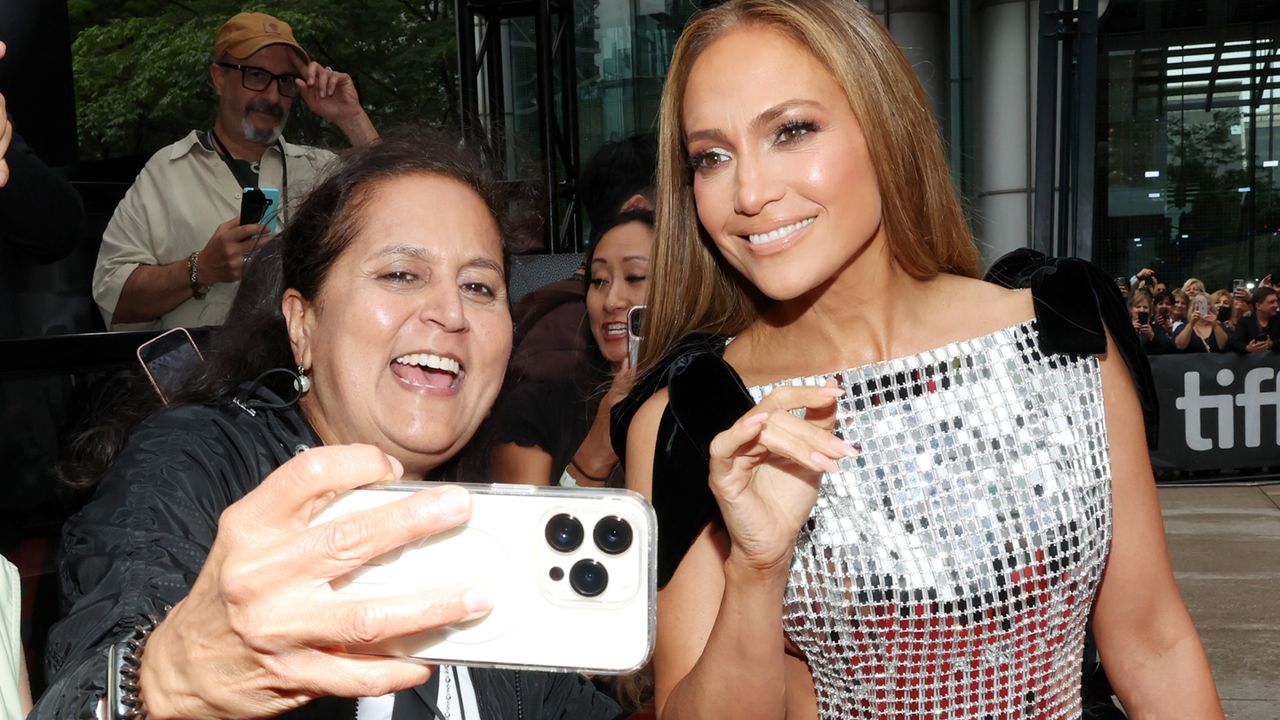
493 210 654 489
1208 288 1238 332
1174 293 1228 353
1129 289 1172 354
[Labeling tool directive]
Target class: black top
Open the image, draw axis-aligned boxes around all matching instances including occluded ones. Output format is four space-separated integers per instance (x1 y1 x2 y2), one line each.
33 385 621 720
1229 314 1279 353
494 379 623 487
1175 324 1225 353
611 250 1159 589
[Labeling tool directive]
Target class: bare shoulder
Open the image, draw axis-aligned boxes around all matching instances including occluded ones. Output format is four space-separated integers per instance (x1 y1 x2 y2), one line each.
926 273 1035 336
624 388 670 501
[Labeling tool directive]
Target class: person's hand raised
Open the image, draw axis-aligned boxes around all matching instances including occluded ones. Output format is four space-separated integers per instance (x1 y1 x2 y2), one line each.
707 379 857 576
297 62 363 125
137 445 490 719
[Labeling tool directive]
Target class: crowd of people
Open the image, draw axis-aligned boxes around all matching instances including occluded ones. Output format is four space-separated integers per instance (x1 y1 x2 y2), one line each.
0 2 1243 719
1123 269 1277 355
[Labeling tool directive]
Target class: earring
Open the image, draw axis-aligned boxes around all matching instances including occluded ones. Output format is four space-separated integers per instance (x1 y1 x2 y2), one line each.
294 364 312 394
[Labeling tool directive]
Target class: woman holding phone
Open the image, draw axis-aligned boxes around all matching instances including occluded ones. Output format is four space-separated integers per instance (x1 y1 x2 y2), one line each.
493 209 655 489
615 1 1221 718
1174 293 1228 353
34 133 621 720
1129 289 1172 354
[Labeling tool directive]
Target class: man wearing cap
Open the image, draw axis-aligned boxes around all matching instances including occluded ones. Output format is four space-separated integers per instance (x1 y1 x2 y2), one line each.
92 12 378 330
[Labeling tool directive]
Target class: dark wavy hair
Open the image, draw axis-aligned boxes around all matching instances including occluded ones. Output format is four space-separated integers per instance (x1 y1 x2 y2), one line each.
578 134 657 233
62 129 529 491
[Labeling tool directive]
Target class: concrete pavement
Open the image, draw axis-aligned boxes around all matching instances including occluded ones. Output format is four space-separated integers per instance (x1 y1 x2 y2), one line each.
1159 484 1280 719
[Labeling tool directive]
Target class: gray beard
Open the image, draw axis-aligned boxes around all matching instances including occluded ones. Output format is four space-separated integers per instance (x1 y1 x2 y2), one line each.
242 117 286 145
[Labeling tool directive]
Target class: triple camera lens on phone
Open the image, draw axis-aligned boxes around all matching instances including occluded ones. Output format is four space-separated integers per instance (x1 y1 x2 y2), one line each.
544 513 633 597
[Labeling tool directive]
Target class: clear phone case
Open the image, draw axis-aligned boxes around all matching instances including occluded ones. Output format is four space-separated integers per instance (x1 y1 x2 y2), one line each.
312 482 657 675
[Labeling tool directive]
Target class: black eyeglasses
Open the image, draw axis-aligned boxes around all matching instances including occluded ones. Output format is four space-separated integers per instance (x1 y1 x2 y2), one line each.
217 62 302 98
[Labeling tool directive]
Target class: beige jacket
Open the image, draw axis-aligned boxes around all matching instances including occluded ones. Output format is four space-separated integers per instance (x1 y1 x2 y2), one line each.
92 131 335 330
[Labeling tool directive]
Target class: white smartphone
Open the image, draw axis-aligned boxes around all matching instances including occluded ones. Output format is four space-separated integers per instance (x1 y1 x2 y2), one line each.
312 482 656 675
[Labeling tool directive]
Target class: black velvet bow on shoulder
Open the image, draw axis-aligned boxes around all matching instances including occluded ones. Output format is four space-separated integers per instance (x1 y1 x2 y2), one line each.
984 248 1159 446
611 250 1160 588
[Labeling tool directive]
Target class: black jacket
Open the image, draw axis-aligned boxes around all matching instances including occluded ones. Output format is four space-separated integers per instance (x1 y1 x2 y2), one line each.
1229 314 1279 353
33 386 621 720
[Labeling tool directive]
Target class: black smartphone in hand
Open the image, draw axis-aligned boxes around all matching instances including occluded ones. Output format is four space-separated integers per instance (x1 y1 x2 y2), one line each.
240 188 269 226
1137 310 1149 325
1217 306 1231 322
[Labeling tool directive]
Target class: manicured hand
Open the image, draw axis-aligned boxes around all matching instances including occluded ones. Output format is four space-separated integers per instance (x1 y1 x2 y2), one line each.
708 379 858 575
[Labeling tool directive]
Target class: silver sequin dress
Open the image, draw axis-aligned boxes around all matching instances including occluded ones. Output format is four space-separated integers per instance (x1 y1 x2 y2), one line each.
745 320 1113 719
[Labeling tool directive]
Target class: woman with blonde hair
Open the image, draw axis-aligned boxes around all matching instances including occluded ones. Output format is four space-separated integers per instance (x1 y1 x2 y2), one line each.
613 1 1221 718
1209 288 1241 331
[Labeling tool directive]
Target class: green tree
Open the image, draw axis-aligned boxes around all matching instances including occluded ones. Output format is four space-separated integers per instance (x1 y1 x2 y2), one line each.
69 0 459 160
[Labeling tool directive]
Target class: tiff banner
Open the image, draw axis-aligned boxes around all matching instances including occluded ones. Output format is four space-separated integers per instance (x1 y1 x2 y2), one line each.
1149 353 1280 471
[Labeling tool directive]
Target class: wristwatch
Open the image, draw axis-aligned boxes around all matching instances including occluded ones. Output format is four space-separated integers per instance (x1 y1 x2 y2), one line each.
188 252 208 300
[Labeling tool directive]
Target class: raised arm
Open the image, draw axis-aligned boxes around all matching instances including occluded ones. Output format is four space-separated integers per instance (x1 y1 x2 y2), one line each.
1210 323 1228 352
1172 319 1196 350
1090 331 1223 717
296 63 378 147
625 384 852 720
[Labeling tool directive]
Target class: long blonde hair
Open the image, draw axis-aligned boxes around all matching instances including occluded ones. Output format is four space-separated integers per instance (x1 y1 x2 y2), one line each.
639 0 979 376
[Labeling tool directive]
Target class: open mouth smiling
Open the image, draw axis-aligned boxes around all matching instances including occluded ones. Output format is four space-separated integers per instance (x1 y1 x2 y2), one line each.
391 352 464 391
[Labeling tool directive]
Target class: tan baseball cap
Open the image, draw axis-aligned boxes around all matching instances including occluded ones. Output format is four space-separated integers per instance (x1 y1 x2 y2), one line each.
214 12 310 64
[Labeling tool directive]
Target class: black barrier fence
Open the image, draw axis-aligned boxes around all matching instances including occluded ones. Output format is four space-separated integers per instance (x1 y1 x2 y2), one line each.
1150 353 1280 472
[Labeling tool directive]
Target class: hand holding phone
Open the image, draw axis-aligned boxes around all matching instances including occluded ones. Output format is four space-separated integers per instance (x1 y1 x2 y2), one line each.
1137 310 1149 326
240 187 282 233
315 482 656 674
128 447 468 718
627 305 646 368
199 216 272 285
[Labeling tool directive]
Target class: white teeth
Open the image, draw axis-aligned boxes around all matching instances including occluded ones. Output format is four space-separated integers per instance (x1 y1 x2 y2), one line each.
747 217 815 245
393 353 460 374
605 323 627 333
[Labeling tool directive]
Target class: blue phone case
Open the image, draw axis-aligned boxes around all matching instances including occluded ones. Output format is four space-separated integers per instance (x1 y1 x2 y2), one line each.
259 187 281 233
244 186 282 233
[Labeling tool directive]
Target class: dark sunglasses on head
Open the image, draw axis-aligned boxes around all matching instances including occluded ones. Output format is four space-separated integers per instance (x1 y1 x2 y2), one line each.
217 62 302 98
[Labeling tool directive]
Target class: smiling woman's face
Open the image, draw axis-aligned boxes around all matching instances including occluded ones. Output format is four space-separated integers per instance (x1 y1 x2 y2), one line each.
284 173 512 478
587 221 652 366
682 25 883 302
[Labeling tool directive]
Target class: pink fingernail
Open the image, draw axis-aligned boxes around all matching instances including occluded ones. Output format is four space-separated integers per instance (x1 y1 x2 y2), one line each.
464 588 492 615
810 452 839 473
744 412 769 427
818 387 845 397
387 455 405 478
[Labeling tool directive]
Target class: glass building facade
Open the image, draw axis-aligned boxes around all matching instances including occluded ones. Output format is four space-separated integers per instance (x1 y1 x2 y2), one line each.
1096 0 1280 290
480 0 1277 286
